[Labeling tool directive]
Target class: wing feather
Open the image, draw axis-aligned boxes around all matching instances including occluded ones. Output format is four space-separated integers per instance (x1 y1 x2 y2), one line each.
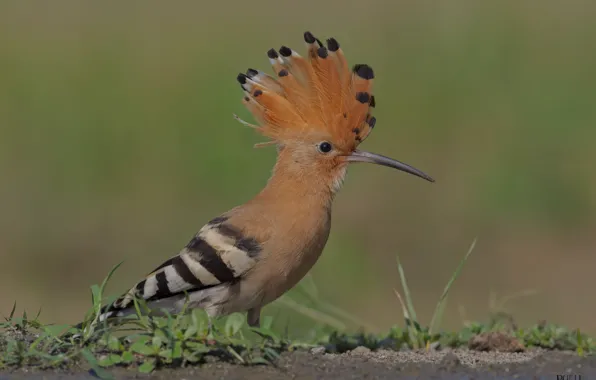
99 215 262 319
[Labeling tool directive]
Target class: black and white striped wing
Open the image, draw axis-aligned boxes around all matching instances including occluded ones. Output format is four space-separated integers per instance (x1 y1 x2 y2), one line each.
100 216 262 319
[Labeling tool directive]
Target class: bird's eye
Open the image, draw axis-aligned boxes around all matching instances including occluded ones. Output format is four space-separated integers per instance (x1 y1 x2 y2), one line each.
317 141 333 154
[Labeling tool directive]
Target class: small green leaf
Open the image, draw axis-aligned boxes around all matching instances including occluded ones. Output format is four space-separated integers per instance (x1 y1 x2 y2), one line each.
183 325 197 340
183 350 201 363
191 309 208 333
81 348 114 380
152 336 163 349
159 349 173 361
261 316 274 330
224 313 245 336
109 354 122 364
186 342 210 353
131 342 155 356
155 317 169 329
121 351 135 364
98 356 113 367
172 341 183 359
174 329 185 340
107 336 121 351
264 347 281 360
134 335 152 344
250 357 270 365
138 359 156 373
154 328 167 341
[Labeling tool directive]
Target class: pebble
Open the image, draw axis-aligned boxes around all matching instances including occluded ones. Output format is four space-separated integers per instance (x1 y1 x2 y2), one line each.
350 346 371 355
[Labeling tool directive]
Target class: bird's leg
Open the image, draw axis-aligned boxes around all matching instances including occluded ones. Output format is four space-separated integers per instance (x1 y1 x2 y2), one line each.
247 307 261 328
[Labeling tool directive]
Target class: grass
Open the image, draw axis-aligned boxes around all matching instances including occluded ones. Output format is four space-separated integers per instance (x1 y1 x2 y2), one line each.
2 2 596 332
1 241 594 379
1 5 595 376
393 239 478 350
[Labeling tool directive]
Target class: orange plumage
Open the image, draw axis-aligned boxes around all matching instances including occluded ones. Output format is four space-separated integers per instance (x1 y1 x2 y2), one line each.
237 31 376 153
92 31 433 332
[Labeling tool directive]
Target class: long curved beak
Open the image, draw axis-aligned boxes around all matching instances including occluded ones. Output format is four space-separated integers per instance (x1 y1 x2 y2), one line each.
346 149 435 183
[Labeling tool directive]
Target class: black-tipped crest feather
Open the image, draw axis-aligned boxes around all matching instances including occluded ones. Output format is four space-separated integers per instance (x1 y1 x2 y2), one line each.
237 31 377 149
279 46 292 57
326 38 339 52
353 64 374 80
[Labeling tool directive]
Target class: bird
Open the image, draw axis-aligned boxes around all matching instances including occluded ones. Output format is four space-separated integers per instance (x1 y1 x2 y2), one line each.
95 31 434 329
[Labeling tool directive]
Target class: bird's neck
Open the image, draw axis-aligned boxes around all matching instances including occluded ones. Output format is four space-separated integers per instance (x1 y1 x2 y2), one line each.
254 149 340 210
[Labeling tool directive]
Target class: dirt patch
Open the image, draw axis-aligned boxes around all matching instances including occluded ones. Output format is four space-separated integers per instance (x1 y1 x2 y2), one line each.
2 349 593 379
468 331 526 352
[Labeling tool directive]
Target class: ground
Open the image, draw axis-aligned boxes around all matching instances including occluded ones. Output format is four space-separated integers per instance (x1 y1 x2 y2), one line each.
2 348 592 379
2 270 593 379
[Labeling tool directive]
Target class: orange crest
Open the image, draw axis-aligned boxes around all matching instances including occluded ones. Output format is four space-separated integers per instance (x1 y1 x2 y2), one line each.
236 31 376 152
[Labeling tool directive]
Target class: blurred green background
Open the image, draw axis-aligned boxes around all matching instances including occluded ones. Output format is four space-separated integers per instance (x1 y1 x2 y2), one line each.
1 1 595 335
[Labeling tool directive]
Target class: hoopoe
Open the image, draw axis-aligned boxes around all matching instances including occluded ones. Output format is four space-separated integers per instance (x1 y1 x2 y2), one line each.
97 31 434 328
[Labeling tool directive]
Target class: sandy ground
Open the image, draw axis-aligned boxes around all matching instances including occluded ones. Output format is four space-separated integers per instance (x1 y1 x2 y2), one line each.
1 348 591 379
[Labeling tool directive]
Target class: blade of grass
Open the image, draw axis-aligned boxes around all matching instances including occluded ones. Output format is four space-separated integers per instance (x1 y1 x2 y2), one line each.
84 261 124 339
428 238 476 336
296 274 378 331
227 346 245 364
95 262 125 313
393 288 419 349
8 301 17 320
396 255 418 324
577 329 585 357
490 288 539 314
430 295 448 336
34 307 42 321
297 273 319 301
317 303 379 332
277 296 346 331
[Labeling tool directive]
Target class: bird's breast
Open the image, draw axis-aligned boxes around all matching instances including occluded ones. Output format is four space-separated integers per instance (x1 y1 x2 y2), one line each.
249 209 332 305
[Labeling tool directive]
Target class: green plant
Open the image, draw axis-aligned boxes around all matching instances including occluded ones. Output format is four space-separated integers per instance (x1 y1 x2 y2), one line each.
1 242 594 378
393 239 477 349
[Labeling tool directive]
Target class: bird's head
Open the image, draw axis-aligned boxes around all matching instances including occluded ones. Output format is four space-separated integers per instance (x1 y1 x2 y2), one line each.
235 31 434 194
